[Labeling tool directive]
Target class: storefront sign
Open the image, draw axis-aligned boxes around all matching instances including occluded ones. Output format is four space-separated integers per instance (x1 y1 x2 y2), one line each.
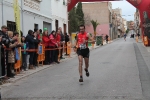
24 0 40 11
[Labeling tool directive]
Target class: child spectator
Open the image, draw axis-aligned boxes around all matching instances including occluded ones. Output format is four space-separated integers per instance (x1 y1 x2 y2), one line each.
21 36 28 71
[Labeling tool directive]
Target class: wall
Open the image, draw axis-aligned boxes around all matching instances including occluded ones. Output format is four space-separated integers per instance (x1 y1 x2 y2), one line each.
82 2 110 37
23 0 52 17
85 24 109 36
0 0 19 28
22 0 52 35
0 0 53 36
51 0 68 33
82 2 110 24
23 12 52 35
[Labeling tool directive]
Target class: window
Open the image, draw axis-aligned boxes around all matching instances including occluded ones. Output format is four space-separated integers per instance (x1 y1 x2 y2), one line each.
63 24 66 34
7 21 16 32
34 24 38 30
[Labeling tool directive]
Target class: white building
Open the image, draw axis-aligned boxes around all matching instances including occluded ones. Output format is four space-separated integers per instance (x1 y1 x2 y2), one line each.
23 0 53 34
0 0 68 36
123 18 127 32
51 0 68 34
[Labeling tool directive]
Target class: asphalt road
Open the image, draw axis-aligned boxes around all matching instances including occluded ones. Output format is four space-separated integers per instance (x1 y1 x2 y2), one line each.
2 36 150 100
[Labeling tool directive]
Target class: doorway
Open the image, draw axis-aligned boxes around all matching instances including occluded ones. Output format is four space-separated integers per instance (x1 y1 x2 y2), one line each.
43 21 52 34
34 24 38 30
63 24 67 34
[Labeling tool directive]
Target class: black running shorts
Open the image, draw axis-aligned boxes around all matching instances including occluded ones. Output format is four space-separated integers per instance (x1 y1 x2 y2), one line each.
77 48 90 58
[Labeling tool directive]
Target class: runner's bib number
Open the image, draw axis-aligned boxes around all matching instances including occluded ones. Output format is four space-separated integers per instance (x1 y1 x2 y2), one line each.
80 44 86 49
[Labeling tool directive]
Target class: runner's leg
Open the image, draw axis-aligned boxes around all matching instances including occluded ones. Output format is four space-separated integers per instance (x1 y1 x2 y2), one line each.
84 57 89 70
84 57 90 77
78 55 83 77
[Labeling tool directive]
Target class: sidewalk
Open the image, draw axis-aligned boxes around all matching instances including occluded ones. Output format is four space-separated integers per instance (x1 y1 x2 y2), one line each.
1 40 117 86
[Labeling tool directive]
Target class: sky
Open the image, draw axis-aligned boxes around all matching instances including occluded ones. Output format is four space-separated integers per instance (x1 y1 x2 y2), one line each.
110 0 136 21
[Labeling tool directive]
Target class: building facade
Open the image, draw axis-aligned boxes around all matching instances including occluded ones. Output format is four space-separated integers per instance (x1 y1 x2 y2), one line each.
123 18 127 32
134 9 141 35
112 11 118 39
82 2 112 38
51 0 68 34
0 0 68 36
0 0 53 35
112 8 124 37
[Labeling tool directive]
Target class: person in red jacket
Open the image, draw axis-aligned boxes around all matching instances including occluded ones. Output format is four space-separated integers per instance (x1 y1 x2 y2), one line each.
55 29 61 63
42 29 50 65
49 30 58 64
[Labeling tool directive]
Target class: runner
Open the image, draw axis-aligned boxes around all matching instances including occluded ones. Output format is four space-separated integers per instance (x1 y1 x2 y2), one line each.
124 33 127 41
76 25 95 82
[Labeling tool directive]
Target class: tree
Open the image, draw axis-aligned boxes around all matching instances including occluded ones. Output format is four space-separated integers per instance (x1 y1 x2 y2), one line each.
68 7 78 33
76 2 84 25
91 20 99 36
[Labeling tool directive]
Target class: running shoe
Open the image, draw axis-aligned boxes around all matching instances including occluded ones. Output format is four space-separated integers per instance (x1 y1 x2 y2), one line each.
84 68 90 77
79 78 83 82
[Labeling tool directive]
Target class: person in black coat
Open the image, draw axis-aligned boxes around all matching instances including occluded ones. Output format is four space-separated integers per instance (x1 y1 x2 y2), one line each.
58 27 65 59
0 25 17 78
64 33 69 55
33 31 40 67
105 35 109 44
26 30 38 69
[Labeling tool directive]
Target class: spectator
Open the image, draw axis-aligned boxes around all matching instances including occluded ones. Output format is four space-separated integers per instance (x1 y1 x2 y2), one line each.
49 30 58 64
105 35 109 44
21 36 28 71
133 34 135 38
39 29 43 42
55 29 61 63
58 27 65 59
7 31 17 78
0 35 2 45
64 33 69 56
137 33 140 39
0 25 17 79
33 32 40 67
42 28 50 65
34 29 41 41
8 31 22 77
26 30 37 69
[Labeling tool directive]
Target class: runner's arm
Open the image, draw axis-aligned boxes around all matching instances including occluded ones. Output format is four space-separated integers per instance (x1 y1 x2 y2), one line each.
74 39 78 48
87 33 95 43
